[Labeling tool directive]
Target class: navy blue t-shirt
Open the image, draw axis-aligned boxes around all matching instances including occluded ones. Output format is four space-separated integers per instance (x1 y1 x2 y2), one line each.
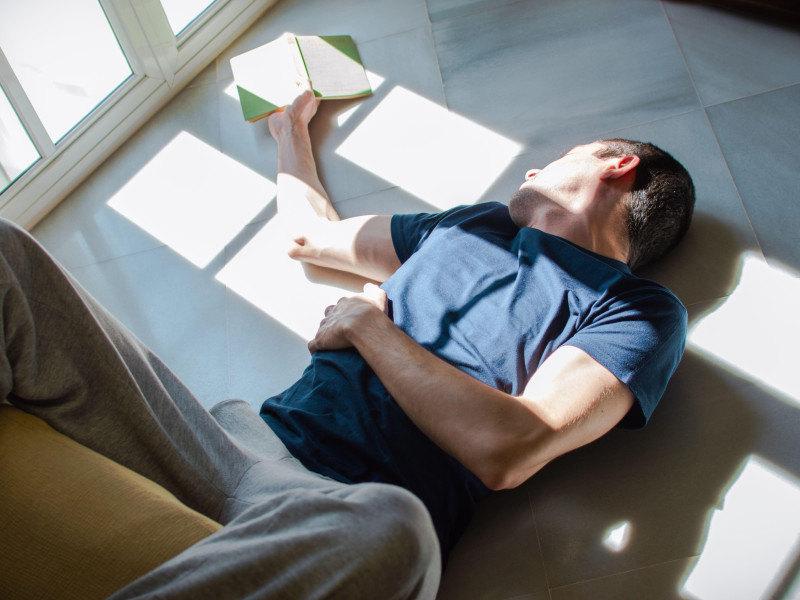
260 202 687 559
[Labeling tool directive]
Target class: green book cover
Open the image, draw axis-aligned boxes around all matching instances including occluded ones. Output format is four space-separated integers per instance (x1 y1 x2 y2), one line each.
230 34 371 122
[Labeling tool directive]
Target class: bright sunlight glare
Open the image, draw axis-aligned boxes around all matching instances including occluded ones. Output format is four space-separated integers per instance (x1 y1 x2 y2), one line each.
0 0 131 142
682 455 800 600
215 215 367 340
602 521 632 553
688 252 800 406
108 131 275 268
335 86 522 210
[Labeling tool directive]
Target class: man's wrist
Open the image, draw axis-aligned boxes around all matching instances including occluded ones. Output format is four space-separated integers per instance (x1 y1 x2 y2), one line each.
275 122 310 146
346 304 394 348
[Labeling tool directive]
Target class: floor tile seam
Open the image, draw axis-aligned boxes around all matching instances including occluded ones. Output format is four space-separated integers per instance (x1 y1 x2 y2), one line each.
545 555 700 592
421 0 449 111
355 22 433 47
698 105 767 265
359 29 400 47
525 485 554 593
701 80 800 110
333 184 403 208
222 275 235 401
65 237 234 277
427 0 525 27
658 0 705 109
656 0 800 111
217 93 243 408
65 241 170 272
587 107 700 143
683 293 735 312
225 184 409 252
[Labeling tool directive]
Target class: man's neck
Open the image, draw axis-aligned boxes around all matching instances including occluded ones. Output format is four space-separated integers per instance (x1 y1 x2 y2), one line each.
526 205 629 264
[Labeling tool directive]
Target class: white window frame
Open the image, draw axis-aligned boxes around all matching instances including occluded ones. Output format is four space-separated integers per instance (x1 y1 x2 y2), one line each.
0 0 277 229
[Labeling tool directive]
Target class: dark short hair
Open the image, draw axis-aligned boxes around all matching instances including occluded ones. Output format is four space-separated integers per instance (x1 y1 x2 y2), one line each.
594 139 695 271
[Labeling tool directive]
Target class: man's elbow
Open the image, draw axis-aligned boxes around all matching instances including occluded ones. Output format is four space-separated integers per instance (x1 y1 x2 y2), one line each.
473 437 551 491
477 468 517 492
477 462 549 491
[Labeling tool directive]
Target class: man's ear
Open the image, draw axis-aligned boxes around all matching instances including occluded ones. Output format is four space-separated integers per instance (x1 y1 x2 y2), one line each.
599 155 639 181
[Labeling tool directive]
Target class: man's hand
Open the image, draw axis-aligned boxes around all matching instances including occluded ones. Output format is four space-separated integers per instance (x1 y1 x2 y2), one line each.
268 80 321 140
309 283 389 353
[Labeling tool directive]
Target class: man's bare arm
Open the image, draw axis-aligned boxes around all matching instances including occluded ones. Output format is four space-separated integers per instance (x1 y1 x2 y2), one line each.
309 285 634 491
268 87 400 282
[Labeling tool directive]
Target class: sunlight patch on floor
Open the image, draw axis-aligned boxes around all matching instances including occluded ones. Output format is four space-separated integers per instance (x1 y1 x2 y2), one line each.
336 86 522 210
688 252 800 406
215 214 367 340
108 131 275 268
682 455 800 600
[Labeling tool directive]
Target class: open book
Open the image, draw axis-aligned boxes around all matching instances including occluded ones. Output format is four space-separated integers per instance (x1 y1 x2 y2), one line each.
230 34 372 122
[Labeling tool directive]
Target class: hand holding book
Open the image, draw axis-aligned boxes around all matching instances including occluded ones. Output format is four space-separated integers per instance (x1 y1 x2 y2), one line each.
231 33 372 122
266 82 320 139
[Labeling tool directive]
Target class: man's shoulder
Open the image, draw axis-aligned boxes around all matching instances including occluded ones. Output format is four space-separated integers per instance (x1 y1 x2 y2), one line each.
524 231 687 322
431 202 515 234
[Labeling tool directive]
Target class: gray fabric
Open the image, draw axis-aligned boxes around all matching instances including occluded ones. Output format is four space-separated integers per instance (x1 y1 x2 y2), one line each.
0 219 440 599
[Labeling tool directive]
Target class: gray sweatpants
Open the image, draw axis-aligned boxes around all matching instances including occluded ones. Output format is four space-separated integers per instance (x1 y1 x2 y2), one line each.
0 219 440 599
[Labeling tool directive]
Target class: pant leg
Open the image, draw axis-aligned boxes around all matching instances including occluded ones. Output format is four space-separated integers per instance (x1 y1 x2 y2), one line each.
114 400 442 600
1 220 442 598
0 218 255 519
209 400 442 599
113 458 442 600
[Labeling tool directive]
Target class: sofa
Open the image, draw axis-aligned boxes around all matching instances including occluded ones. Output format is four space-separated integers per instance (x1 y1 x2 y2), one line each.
0 404 222 600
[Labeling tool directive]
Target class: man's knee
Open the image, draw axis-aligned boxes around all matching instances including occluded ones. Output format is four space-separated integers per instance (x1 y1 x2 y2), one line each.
344 483 441 599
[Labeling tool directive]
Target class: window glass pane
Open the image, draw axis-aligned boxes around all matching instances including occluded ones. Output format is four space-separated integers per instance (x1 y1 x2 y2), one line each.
0 85 39 193
0 0 132 143
161 0 216 36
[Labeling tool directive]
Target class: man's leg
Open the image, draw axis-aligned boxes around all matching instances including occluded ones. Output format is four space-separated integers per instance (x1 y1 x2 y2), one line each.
0 218 247 518
114 429 442 600
0 220 441 599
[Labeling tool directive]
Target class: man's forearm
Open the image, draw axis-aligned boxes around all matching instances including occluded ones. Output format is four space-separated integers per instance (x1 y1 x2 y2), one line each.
274 124 340 222
342 306 549 491
311 287 634 491
267 86 339 223
267 87 401 281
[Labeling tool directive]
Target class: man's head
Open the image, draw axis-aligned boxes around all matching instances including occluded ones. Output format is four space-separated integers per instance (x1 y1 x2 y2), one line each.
593 139 695 271
510 139 695 271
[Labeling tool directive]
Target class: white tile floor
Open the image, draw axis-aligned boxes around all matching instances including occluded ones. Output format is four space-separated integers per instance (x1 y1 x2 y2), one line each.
31 0 800 598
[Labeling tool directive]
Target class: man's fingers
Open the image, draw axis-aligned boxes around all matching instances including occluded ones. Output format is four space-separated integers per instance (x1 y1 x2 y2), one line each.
361 283 388 312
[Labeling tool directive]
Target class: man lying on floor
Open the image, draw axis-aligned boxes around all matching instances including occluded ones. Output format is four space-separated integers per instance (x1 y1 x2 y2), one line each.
0 83 694 599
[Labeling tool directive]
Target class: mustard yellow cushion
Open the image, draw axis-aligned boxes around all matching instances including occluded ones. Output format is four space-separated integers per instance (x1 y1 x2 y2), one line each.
0 405 222 600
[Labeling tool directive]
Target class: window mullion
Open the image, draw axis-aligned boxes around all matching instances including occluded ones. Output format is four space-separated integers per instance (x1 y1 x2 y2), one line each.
0 47 55 159
0 0 278 229
101 0 178 85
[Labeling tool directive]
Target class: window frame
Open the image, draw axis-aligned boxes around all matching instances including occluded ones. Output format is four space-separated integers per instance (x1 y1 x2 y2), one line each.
0 0 277 228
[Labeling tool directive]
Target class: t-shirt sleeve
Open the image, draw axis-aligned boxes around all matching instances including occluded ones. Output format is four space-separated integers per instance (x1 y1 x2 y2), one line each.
390 207 462 264
565 288 688 428
390 203 507 264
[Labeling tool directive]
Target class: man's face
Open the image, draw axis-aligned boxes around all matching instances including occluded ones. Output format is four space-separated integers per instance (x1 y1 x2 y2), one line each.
509 142 608 228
